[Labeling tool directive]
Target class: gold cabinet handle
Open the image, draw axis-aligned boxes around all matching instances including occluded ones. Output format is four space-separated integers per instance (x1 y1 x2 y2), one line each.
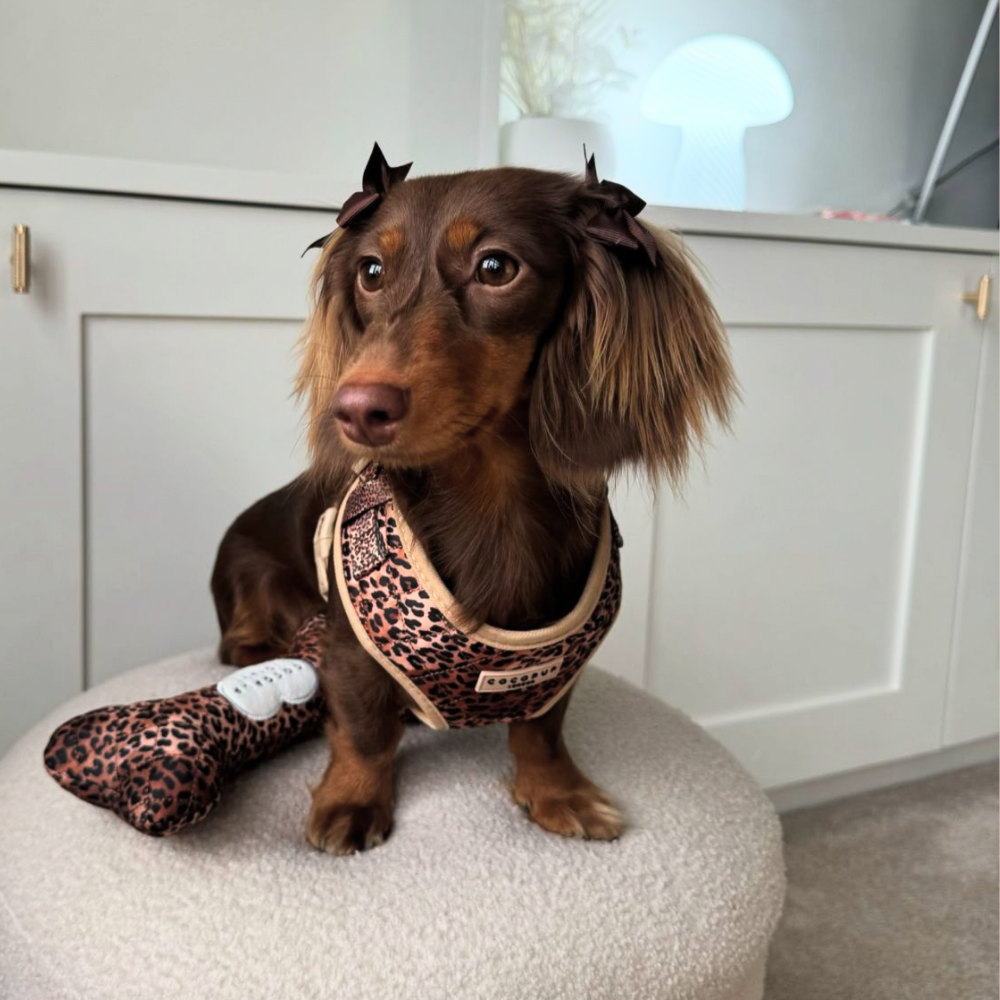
962 274 990 321
10 224 30 294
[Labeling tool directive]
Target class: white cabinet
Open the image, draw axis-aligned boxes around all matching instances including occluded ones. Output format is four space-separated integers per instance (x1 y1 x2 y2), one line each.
0 189 326 752
1 187 996 792
84 317 309 685
605 231 998 789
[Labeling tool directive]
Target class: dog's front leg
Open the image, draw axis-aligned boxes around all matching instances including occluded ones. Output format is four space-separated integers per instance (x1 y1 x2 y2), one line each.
306 639 403 856
508 693 623 841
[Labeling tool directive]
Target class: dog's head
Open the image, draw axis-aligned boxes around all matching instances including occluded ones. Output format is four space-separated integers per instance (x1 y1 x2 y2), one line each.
297 146 735 491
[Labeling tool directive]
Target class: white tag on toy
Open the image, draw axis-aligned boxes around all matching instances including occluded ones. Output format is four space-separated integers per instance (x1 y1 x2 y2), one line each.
217 659 319 722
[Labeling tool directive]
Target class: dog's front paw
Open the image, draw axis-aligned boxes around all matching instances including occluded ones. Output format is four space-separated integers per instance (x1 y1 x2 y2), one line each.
306 799 394 856
513 778 623 841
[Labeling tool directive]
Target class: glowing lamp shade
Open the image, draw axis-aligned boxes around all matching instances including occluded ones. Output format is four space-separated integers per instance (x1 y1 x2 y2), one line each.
642 35 793 210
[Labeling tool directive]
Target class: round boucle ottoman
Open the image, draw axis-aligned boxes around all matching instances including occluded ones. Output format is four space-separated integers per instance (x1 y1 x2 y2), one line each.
0 654 784 1000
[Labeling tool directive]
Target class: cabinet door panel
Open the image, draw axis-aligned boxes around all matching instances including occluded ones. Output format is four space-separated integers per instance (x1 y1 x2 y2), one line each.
86 316 307 684
640 237 991 788
944 259 1000 745
654 323 931 717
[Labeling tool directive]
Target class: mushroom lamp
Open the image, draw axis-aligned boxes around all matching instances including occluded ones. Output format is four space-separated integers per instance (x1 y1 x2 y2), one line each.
641 34 793 210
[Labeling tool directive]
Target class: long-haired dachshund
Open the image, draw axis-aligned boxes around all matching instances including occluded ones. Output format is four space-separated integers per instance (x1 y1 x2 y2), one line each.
211 145 735 855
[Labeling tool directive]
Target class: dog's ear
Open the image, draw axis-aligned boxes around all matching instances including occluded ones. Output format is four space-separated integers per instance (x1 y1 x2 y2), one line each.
530 223 737 489
295 230 357 487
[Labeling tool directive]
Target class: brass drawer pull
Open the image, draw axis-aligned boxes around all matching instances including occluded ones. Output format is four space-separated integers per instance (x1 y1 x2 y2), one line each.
10 224 29 294
962 274 990 321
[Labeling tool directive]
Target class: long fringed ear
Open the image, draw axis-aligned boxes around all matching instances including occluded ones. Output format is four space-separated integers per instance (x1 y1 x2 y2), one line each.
530 227 737 490
294 230 356 488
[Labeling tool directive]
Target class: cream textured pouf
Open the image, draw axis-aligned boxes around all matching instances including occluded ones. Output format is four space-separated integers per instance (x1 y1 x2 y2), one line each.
0 653 784 1000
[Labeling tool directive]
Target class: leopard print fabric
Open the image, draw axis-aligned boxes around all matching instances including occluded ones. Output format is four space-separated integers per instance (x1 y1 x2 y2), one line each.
43 614 328 837
338 465 623 729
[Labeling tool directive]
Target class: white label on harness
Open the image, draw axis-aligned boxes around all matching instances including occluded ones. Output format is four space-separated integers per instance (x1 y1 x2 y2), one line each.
217 659 319 721
475 657 564 694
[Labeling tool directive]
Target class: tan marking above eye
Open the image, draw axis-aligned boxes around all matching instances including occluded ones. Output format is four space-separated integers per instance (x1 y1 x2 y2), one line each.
379 227 404 257
445 217 481 253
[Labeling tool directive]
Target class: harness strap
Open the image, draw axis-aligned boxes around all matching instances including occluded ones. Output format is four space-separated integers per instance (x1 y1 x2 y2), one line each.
313 464 393 600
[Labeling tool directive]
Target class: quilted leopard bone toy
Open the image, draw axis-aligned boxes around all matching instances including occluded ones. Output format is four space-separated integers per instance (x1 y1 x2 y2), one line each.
43 614 329 837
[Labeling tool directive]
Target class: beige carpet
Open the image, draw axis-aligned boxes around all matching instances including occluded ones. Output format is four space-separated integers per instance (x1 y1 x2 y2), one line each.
766 762 999 1000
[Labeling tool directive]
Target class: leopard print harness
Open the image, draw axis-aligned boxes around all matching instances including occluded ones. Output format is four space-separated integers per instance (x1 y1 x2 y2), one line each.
314 464 623 730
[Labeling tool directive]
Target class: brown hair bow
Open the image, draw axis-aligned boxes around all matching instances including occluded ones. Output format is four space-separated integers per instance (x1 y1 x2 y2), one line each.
303 142 412 255
583 152 657 266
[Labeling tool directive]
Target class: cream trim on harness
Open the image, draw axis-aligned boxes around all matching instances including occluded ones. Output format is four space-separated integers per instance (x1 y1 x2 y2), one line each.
395 507 612 652
330 490 449 729
312 504 338 603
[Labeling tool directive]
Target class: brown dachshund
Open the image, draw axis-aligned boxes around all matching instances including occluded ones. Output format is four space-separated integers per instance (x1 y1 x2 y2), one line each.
211 148 735 855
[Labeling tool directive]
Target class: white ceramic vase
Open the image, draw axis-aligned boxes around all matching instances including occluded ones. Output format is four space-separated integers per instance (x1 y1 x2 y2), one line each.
498 117 614 175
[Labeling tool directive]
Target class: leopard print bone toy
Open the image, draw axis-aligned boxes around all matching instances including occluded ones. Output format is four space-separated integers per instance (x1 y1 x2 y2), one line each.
43 614 328 837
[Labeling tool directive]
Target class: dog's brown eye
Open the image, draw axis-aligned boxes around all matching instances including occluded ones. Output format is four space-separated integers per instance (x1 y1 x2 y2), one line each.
476 253 518 287
358 258 384 292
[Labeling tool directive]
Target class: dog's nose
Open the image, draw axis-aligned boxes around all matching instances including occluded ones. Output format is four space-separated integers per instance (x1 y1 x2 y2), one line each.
332 383 409 447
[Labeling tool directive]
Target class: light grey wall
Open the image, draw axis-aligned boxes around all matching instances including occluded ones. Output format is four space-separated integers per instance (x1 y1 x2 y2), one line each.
0 0 493 180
